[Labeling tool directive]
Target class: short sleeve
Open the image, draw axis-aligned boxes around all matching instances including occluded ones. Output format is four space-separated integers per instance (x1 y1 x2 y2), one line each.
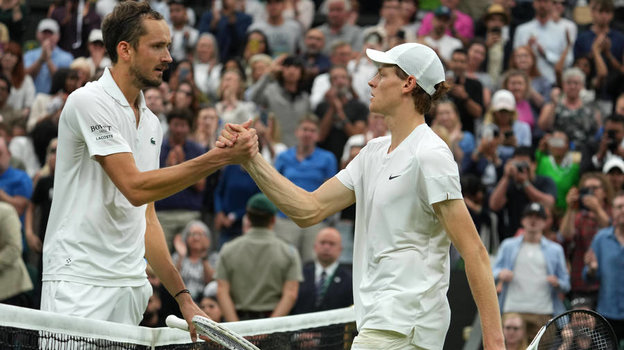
420 144 462 205
285 245 303 282
336 143 367 191
214 250 229 281
63 90 132 159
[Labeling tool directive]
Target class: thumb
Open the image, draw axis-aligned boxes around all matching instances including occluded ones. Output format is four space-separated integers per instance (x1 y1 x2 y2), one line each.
241 119 253 130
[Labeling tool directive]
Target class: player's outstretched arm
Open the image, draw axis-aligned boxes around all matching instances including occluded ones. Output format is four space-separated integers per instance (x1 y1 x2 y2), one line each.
97 123 257 206
433 199 505 350
218 123 355 227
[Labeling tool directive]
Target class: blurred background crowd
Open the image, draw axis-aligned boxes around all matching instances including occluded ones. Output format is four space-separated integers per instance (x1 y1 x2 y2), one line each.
1 0 624 347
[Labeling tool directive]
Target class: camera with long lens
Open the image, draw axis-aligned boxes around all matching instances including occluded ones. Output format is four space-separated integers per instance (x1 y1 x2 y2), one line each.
515 161 529 173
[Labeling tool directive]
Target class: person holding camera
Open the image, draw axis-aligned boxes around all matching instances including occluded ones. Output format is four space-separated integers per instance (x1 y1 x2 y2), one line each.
489 146 557 240
560 172 612 304
446 48 484 135
585 114 624 172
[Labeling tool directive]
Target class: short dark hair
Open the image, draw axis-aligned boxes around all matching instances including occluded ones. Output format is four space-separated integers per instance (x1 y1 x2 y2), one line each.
102 1 163 64
246 211 273 227
513 146 534 161
166 107 194 128
605 113 624 126
394 66 450 115
451 48 468 58
590 0 614 12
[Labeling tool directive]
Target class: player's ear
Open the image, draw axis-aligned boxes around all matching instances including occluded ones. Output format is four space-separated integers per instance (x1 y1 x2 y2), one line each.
403 75 418 94
117 41 133 62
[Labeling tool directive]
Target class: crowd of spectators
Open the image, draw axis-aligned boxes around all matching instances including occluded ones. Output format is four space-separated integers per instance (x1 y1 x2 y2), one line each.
1 0 624 347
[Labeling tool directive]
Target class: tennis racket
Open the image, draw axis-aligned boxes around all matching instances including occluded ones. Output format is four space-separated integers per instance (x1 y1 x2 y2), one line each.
166 315 260 350
526 309 618 350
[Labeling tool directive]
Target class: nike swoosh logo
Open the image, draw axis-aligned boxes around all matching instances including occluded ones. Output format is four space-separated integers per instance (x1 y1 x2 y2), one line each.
389 175 401 180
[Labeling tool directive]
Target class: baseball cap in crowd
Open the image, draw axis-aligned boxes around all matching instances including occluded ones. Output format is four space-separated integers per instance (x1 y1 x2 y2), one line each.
484 3 509 24
433 5 452 18
522 202 547 219
246 193 278 215
365 43 445 96
88 29 103 44
603 157 624 174
491 89 516 112
37 19 59 35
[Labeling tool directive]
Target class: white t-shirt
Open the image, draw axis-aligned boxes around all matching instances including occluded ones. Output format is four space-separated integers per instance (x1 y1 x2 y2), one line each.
423 35 463 63
42 68 162 287
336 123 462 349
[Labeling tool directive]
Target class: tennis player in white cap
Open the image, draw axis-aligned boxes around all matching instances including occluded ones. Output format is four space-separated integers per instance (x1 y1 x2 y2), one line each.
219 43 504 349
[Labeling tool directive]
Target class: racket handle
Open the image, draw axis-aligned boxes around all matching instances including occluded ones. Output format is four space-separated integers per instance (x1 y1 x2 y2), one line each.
166 315 189 331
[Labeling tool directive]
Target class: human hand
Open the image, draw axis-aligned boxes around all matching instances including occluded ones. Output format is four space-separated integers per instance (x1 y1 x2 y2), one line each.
177 295 211 342
546 275 559 288
25 231 43 253
498 269 514 282
223 123 258 163
173 233 187 258
566 187 579 209
581 193 601 213
584 248 598 272
215 119 253 148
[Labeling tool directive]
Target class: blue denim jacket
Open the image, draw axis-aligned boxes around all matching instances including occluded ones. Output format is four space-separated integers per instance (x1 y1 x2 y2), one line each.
492 235 570 315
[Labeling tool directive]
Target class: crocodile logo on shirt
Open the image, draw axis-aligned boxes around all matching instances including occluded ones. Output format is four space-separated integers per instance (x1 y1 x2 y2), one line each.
150 137 156 145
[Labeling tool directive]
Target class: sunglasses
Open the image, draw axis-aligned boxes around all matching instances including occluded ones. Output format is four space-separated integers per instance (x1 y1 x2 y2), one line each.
504 326 521 331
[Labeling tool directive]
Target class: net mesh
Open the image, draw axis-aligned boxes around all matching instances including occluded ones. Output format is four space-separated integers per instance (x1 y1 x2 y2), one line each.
0 304 356 350
535 310 618 350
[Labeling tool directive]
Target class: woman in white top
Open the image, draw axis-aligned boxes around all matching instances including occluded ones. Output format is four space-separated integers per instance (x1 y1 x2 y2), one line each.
1 42 35 119
215 68 257 125
193 33 222 102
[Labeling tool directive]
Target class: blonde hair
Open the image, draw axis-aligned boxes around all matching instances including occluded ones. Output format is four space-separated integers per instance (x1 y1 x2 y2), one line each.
502 313 528 349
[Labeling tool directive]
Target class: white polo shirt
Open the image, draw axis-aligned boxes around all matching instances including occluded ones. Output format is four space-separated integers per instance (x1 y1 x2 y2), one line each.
336 123 462 349
42 68 163 287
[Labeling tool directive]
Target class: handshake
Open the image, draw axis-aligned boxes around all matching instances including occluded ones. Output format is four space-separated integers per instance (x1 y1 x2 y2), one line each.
215 120 260 164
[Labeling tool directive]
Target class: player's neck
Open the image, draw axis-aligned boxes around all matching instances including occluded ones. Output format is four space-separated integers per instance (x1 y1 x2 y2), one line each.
109 66 142 110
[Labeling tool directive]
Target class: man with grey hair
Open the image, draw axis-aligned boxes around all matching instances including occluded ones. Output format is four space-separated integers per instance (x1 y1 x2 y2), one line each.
315 0 363 55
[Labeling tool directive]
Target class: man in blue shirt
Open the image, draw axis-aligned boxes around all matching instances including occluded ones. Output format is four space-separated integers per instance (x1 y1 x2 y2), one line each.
24 19 74 94
585 192 624 344
198 0 252 62
156 108 206 252
274 115 337 263
0 136 32 225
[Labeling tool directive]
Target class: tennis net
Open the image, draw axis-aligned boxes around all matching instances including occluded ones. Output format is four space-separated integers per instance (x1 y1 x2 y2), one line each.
0 303 356 349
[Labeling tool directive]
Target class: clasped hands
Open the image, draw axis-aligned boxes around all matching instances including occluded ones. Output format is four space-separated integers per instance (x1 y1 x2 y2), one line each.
215 120 259 164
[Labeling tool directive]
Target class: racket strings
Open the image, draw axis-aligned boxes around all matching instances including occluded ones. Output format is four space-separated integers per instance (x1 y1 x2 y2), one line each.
537 311 617 350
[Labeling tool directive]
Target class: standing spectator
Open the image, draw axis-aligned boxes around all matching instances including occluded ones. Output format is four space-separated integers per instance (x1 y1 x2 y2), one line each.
446 48 484 135
172 220 215 302
421 6 464 65
560 172 612 302
85 29 111 77
535 130 581 212
603 157 624 192
299 28 331 86
2 42 35 120
291 227 353 314
310 41 352 109
417 0 474 46
0 202 32 307
213 164 260 248
274 115 337 262
399 0 421 37
431 99 475 168
502 69 538 131
466 39 495 95
144 86 168 134
340 111 388 169
156 108 206 252
585 191 624 344
191 106 220 150
168 0 198 63
241 30 272 64
24 19 74 94
315 0 362 54
0 0 26 43
248 0 303 57
316 65 367 167
489 147 557 240
508 46 551 112
216 193 302 321
215 68 257 125
483 89 532 152
482 3 511 87
192 33 222 102
198 0 252 63
584 114 624 173
50 0 101 58
493 202 570 343
512 0 572 85
538 67 601 149
0 135 31 224
0 73 20 125
249 55 310 148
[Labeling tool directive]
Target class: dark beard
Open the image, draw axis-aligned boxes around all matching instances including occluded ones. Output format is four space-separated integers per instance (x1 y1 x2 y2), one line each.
130 64 162 89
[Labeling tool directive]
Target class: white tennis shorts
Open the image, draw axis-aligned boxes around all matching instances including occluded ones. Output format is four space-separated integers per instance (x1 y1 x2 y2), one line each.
41 280 152 325
351 328 426 350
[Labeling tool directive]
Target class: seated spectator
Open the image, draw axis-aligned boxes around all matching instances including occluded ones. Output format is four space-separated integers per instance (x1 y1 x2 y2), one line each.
254 112 287 164
245 53 273 99
168 63 200 115
481 3 511 87
315 0 363 55
493 202 570 343
310 41 353 110
560 172 612 303
172 220 215 302
168 0 198 63
282 0 315 31
191 106 220 150
49 0 101 58
0 135 32 224
248 0 302 57
461 174 498 253
193 33 222 102
216 194 302 321
299 28 331 87
200 294 223 322
584 191 624 344
291 227 353 314
489 147 557 240
603 157 624 192
399 0 421 36
431 99 475 169
466 39 494 99
417 0 474 46
198 0 252 63
502 312 529 350
24 18 74 94
446 48 485 135
584 114 624 173
85 29 111 78
421 6 464 65
2 42 35 120
482 89 532 162
502 69 537 132
340 112 388 169
241 30 272 64
540 68 601 152
216 68 257 125
348 29 382 107
464 123 504 190
155 108 206 252
144 86 168 135
0 74 21 129
249 55 310 148
140 286 163 327
535 130 581 212
508 45 551 112
0 202 33 307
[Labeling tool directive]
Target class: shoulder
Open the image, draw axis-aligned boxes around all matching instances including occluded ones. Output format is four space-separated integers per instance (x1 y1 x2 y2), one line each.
594 227 613 242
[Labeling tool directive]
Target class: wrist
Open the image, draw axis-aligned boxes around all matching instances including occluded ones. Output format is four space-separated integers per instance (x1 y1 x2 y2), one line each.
522 180 531 188
174 288 192 302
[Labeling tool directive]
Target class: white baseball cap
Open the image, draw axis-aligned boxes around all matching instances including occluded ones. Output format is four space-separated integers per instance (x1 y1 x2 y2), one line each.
491 89 516 111
365 43 445 96
37 19 59 34
88 29 103 43
603 157 624 174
